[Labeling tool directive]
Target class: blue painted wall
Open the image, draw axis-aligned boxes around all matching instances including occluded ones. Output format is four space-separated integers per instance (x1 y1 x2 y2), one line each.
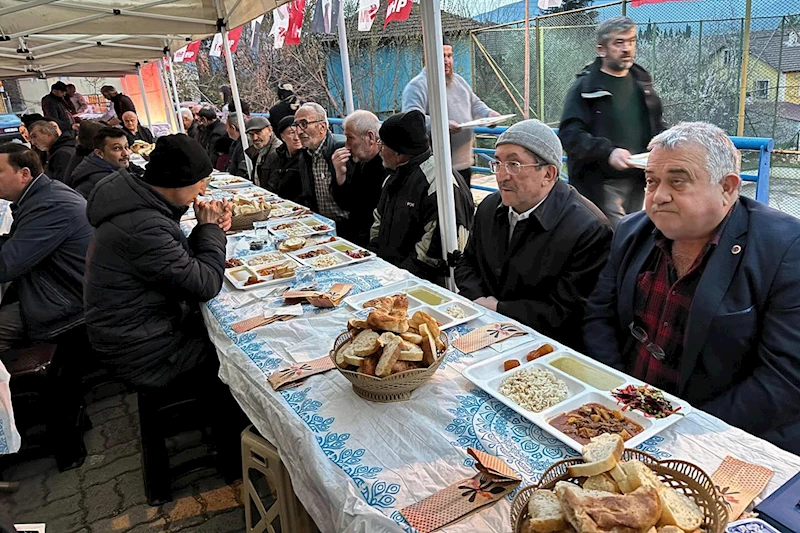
326 37 472 119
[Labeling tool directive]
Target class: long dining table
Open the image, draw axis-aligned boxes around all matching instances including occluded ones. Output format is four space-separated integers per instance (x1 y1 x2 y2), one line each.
195 181 800 533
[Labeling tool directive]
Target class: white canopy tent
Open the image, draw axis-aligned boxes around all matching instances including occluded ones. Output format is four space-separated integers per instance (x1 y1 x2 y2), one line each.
0 0 460 287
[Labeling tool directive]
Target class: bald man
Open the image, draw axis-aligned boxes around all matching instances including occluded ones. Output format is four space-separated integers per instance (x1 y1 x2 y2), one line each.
121 111 154 146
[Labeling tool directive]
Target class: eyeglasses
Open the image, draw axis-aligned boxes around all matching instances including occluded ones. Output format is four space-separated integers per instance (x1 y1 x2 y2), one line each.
489 160 548 176
292 119 324 130
628 322 666 360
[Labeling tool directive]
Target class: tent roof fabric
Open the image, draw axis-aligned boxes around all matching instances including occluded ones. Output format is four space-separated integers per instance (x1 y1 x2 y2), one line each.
0 0 287 78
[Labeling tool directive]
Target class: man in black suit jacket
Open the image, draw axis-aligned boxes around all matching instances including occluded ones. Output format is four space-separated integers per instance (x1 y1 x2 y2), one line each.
584 121 800 454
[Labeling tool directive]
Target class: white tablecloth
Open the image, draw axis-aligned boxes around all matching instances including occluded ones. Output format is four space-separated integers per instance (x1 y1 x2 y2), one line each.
201 228 800 532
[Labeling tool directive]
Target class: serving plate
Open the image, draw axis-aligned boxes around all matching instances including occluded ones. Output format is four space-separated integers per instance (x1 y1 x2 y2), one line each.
287 240 374 271
209 175 252 189
461 343 692 453
223 256 302 291
267 215 334 238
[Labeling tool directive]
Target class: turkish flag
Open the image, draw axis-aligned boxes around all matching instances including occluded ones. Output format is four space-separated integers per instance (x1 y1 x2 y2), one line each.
285 0 307 45
384 0 412 29
182 41 201 63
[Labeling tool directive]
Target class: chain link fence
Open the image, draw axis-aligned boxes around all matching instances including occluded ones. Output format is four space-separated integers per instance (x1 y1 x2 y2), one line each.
472 0 800 216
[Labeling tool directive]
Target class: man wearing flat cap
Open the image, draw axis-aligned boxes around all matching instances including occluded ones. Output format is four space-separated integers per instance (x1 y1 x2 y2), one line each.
245 116 282 188
371 110 474 284
455 119 612 351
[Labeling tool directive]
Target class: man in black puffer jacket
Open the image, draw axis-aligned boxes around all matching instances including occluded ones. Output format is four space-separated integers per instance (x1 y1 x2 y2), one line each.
84 134 231 388
69 127 144 199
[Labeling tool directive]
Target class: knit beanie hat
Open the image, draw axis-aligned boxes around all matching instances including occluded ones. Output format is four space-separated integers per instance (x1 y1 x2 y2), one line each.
379 110 429 156
277 83 295 100
143 134 213 188
276 115 296 136
496 119 563 171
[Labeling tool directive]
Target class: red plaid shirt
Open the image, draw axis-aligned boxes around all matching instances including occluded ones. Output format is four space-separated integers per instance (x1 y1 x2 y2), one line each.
631 212 732 393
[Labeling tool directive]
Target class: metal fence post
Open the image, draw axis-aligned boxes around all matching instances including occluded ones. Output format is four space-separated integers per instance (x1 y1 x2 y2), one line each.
756 144 772 204
536 17 544 122
621 0 627 16
696 20 703 119
772 15 785 139
524 0 530 119
737 0 753 136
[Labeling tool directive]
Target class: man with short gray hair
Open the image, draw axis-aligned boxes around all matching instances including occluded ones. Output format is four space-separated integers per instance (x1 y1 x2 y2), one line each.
559 15 666 227
584 121 800 454
331 110 387 245
455 119 611 350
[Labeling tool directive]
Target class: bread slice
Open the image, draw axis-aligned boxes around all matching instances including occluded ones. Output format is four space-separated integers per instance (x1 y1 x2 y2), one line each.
620 461 663 492
657 487 703 532
607 463 633 494
352 329 381 356
348 317 369 330
335 343 355 368
418 324 438 367
375 334 402 377
391 360 420 374
400 331 424 344
343 352 364 367
657 526 685 533
398 341 424 361
582 473 621 494
526 490 566 533
358 354 379 376
556 482 662 533
567 434 625 478
411 311 444 350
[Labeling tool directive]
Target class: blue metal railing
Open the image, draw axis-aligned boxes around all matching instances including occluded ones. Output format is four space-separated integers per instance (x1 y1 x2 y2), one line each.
327 118 774 204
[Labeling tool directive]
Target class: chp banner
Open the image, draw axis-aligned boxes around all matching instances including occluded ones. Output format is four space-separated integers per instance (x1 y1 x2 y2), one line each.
173 41 201 63
358 0 379 31
384 0 412 29
209 26 244 57
285 0 307 45
270 3 291 49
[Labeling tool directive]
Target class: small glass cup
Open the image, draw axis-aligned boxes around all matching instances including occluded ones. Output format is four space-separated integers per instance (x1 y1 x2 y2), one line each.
253 221 274 250
294 265 315 289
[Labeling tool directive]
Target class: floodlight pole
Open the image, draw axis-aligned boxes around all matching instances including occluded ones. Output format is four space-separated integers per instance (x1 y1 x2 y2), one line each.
166 54 185 133
219 24 253 177
136 64 153 128
420 0 459 290
337 3 354 114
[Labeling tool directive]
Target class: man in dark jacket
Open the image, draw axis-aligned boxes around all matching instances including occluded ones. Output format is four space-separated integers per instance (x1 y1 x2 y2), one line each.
121 111 155 146
455 120 611 351
268 83 300 130
584 122 800 454
370 110 474 284
0 144 91 351
28 121 76 182
245 116 282 188
70 127 143 198
295 103 349 224
64 120 105 185
225 113 249 178
262 116 302 201
559 16 666 227
40 81 75 134
84 134 231 388
198 107 227 167
331 110 387 247
100 85 136 124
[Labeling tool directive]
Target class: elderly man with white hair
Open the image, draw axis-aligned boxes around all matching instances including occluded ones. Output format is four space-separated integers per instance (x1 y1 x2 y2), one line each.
294 102 348 223
584 121 800 454
330 110 388 246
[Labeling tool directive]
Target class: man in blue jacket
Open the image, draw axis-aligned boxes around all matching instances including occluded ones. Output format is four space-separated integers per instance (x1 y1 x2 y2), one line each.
0 143 92 352
583 121 800 454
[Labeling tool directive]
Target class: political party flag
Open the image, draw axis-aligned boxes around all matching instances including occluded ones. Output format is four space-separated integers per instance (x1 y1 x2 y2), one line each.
181 41 201 63
209 33 224 57
358 0 379 31
285 0 307 45
384 0 412 29
270 4 291 49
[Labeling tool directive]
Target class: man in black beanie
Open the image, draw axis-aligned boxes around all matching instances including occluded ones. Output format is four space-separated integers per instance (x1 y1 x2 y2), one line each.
370 110 475 284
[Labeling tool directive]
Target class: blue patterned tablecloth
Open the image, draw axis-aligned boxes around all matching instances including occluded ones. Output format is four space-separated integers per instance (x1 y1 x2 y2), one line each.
200 191 800 533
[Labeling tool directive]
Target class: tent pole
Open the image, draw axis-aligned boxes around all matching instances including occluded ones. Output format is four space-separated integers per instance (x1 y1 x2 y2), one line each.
523 0 530 119
220 25 253 177
157 59 177 132
420 0 458 290
166 55 185 133
137 65 153 128
337 4 354 114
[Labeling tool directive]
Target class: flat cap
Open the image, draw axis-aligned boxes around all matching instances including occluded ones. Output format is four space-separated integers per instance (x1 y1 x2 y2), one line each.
245 116 270 133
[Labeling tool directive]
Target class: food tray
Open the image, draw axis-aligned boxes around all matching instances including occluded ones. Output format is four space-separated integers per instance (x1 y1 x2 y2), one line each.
510 449 728 533
344 280 484 330
287 240 374 271
267 215 333 238
237 188 277 200
267 199 311 219
461 343 692 453
329 329 450 402
223 256 302 291
209 175 252 189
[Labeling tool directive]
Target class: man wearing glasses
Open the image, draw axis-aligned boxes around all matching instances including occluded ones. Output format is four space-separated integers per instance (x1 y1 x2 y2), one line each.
584 122 800 454
455 120 611 351
294 103 348 222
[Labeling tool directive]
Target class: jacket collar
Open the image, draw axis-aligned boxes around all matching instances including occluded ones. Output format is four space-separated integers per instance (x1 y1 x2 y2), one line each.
578 57 653 91
12 173 47 210
51 131 75 152
493 178 570 232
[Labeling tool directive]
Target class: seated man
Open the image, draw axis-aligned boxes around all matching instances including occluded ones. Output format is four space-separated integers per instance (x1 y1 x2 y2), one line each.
225 113 249 178
64 120 105 184
370 110 474 283
84 134 231 388
70 127 143 198
245 116 282 188
331 110 388 247
0 144 92 351
456 120 612 350
584 121 800 454
262 115 302 201
181 108 201 142
28 120 77 182
121 111 155 146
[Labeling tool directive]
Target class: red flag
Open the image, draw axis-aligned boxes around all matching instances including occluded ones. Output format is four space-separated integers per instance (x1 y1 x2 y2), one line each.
384 0 412 29
182 41 201 63
285 0 307 46
226 26 244 54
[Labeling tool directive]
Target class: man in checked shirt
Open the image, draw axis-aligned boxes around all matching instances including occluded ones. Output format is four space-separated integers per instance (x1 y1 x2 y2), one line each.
584 121 800 455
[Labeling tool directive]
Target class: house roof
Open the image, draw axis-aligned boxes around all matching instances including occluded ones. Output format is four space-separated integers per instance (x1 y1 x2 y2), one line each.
320 4 485 43
748 29 800 73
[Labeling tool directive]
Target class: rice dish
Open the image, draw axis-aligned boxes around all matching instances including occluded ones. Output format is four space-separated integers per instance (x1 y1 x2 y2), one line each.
498 367 569 412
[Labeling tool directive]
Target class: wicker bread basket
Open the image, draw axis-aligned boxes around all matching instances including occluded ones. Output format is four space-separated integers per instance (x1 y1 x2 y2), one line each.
229 206 272 231
329 330 449 402
510 449 729 533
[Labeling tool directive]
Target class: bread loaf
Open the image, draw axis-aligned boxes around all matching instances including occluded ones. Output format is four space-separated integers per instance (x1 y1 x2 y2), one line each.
526 489 567 533
352 329 381 356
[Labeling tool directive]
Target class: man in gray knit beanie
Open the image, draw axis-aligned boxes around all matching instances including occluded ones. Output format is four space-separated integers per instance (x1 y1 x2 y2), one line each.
455 119 613 352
